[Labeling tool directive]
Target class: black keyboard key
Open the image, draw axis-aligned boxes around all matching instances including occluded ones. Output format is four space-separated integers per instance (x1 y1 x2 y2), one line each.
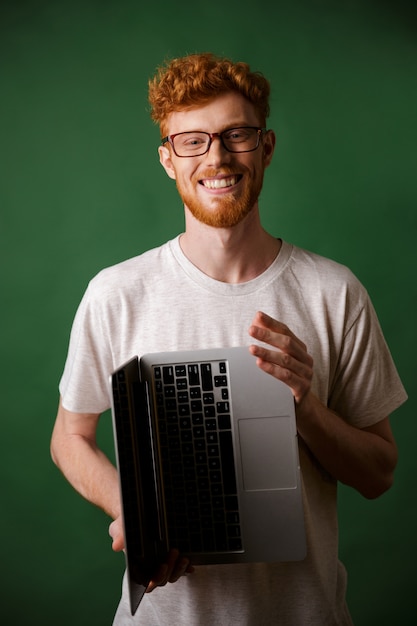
202 531 215 551
185 481 197 495
182 442 193 455
199 491 211 505
201 363 213 391
165 398 177 411
213 508 225 522
193 426 205 438
183 467 196 481
179 417 191 429
206 432 218 444
226 511 240 524
224 495 239 511
163 366 175 384
197 477 209 490
214 524 228 551
188 364 200 386
218 414 231 430
204 406 216 418
175 365 186 377
190 534 202 552
212 496 224 508
208 457 221 470
214 375 228 387
219 431 238 495
195 451 207 465
191 400 203 412
210 471 222 484
164 385 176 397
228 525 241 538
211 481 223 497
229 538 243 551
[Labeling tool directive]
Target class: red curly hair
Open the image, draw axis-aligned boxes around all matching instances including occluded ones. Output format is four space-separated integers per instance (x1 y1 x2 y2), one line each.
148 53 271 136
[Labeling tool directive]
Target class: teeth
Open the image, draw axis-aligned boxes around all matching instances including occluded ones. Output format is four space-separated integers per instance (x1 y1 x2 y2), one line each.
202 176 238 189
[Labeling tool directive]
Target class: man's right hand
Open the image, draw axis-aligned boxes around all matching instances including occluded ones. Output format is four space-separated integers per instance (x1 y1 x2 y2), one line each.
109 516 125 552
108 518 195 590
147 548 195 592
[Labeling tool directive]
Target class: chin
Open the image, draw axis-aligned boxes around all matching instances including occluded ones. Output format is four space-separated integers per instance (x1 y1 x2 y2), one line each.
184 189 259 229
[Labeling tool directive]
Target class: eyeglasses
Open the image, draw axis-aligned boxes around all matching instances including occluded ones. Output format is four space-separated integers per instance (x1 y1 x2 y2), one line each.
161 127 266 157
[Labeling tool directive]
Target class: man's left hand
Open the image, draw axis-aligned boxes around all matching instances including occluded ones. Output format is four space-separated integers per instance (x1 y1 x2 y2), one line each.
248 311 314 406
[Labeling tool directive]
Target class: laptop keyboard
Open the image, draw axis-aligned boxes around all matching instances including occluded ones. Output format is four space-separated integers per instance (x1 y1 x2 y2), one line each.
153 360 243 554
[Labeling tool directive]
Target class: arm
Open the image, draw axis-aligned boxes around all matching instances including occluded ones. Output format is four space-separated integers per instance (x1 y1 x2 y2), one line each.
51 398 194 585
248 311 398 499
50 399 121 522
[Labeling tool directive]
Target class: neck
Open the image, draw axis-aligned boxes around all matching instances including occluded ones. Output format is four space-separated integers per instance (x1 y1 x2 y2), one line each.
180 206 281 284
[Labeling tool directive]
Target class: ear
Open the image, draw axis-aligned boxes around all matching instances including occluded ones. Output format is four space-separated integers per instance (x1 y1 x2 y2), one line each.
158 145 177 180
262 130 276 168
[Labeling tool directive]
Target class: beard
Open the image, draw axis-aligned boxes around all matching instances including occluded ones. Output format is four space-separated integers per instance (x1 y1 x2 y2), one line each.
175 166 265 228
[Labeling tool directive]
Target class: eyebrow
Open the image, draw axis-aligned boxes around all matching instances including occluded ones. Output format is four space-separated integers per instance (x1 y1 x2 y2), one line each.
172 123 258 134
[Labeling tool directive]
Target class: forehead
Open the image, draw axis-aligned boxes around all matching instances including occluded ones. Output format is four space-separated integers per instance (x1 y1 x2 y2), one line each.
165 92 260 135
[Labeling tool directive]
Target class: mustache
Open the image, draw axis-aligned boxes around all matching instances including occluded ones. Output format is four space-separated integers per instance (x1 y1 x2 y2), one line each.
197 167 243 179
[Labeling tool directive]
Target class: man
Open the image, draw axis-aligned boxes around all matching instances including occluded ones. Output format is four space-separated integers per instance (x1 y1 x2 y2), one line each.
51 53 407 625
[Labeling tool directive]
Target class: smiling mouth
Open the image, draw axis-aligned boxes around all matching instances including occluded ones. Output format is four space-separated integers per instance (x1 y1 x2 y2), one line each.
199 175 242 189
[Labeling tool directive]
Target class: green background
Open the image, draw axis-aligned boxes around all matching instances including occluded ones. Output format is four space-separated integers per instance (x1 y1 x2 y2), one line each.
1 0 415 624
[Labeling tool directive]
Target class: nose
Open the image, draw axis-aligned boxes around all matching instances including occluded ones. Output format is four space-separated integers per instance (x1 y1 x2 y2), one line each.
205 133 231 165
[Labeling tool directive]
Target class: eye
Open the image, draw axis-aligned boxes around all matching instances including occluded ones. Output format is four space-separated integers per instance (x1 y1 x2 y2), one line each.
178 133 208 150
224 128 252 142
184 136 205 146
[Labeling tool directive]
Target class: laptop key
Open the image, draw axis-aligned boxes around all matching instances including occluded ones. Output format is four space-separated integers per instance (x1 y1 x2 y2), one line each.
188 364 200 386
219 431 238 495
201 363 213 391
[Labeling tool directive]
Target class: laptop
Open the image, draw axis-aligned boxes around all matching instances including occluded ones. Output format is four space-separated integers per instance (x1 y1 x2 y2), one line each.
110 346 306 615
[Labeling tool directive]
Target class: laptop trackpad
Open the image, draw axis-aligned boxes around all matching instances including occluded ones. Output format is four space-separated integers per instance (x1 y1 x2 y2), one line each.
238 417 297 491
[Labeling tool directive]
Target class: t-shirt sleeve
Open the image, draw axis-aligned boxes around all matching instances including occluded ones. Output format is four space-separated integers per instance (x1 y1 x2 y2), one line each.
59 281 114 414
328 289 407 428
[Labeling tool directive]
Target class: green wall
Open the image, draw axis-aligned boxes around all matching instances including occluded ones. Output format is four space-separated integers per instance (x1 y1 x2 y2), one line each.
1 1 415 624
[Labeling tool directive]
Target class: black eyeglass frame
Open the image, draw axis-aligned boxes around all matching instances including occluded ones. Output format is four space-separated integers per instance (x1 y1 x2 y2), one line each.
161 126 267 157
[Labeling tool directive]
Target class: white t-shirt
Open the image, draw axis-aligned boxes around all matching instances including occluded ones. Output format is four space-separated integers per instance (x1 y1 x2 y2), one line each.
59 237 407 625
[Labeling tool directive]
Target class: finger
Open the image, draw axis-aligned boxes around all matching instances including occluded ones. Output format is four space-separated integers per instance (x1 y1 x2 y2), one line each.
157 548 179 585
147 549 181 591
252 311 308 349
168 557 195 583
249 343 312 379
146 564 168 593
249 323 310 367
